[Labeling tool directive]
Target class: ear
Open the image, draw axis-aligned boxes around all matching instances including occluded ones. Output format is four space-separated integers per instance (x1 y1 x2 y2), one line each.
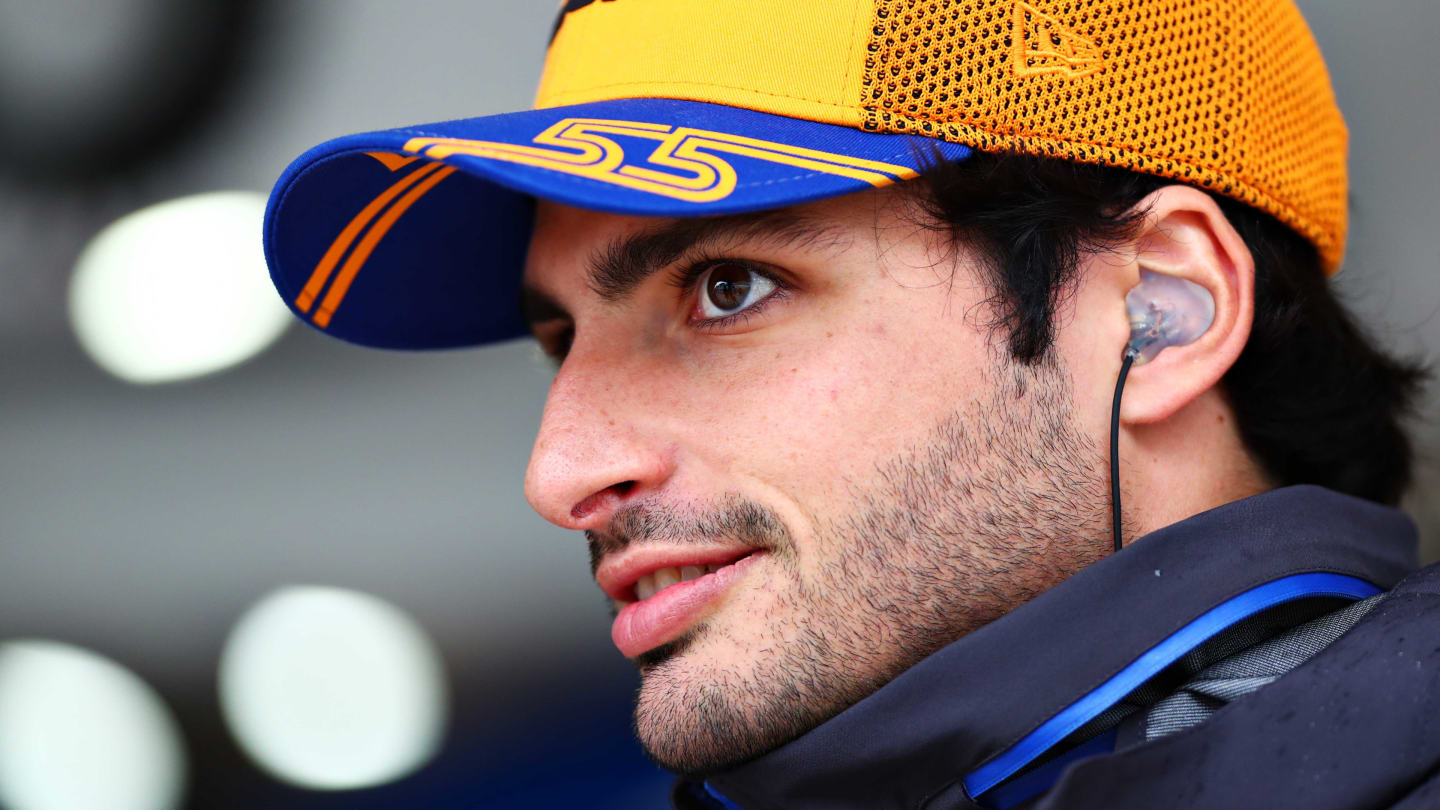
1118 185 1254 424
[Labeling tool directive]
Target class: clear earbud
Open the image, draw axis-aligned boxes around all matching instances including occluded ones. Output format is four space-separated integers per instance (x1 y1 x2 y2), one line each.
1110 270 1215 553
1124 269 1215 363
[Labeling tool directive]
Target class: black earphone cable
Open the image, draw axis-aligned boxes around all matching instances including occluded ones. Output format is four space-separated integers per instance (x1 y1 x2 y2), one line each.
1110 348 1138 553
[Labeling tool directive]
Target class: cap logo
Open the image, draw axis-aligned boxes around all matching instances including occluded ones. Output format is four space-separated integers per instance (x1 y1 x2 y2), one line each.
402 118 918 204
1011 1 1104 79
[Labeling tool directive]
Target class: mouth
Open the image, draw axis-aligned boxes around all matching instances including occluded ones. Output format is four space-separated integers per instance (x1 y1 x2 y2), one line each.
600 549 766 658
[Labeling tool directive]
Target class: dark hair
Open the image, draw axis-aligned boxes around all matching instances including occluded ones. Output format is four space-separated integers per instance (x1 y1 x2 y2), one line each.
908 151 1429 506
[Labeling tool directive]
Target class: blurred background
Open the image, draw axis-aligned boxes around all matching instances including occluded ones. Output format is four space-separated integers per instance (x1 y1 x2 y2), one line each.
0 1 1434 809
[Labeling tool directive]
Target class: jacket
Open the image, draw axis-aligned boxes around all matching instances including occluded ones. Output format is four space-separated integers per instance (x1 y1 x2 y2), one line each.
672 486 1439 809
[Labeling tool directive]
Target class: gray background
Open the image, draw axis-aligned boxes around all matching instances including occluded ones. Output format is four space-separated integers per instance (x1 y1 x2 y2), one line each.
0 1 1436 807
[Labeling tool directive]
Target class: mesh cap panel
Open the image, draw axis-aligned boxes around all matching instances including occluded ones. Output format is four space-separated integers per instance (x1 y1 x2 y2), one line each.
860 0 1348 270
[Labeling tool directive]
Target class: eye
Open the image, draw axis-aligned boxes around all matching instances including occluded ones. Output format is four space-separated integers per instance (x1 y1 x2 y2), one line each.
695 262 778 320
531 321 574 366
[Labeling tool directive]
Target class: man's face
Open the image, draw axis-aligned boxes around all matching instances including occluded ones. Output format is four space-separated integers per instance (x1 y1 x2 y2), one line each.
522 187 1111 775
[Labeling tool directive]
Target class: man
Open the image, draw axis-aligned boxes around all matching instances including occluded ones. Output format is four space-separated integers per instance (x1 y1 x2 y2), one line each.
262 1 1434 807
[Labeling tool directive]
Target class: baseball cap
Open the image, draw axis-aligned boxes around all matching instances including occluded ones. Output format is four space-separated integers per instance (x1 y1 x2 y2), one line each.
263 0 1348 350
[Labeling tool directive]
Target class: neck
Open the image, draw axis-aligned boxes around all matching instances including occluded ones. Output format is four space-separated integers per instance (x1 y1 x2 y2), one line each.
1119 388 1271 545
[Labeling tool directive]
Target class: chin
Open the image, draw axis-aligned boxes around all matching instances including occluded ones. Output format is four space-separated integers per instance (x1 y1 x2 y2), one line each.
633 666 776 777
629 623 837 777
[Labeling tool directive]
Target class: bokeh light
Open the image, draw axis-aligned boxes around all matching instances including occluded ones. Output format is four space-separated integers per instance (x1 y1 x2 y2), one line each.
0 640 186 810
218 586 449 791
68 191 290 384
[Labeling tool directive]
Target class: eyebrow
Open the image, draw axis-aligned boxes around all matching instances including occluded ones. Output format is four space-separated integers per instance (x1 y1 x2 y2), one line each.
586 210 848 303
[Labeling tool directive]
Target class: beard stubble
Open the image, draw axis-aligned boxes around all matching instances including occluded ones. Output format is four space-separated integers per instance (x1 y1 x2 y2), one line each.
597 358 1111 777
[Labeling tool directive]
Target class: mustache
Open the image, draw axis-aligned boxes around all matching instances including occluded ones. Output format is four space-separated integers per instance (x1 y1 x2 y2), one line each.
587 496 790 578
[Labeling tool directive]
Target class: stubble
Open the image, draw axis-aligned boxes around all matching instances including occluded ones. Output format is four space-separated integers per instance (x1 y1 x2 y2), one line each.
607 358 1111 776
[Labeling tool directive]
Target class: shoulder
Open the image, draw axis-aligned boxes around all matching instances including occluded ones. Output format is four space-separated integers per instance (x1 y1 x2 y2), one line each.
1332 560 1440 659
1036 563 1440 810
1385 558 1440 597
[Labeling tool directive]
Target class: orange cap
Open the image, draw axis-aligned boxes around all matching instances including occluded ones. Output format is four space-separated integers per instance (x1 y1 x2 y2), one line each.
265 0 1351 350
541 0 1349 272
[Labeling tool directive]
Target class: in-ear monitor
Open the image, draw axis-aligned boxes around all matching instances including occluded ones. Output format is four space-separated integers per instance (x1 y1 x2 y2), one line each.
1124 269 1216 364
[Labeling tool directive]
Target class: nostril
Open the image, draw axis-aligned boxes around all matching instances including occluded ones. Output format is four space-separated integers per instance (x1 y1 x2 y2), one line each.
571 481 637 520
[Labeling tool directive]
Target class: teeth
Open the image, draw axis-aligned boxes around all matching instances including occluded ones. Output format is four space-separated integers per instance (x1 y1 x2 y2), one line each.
635 574 657 601
654 567 681 592
632 563 725 601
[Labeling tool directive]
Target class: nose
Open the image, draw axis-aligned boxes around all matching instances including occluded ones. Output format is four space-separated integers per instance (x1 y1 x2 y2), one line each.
524 353 672 531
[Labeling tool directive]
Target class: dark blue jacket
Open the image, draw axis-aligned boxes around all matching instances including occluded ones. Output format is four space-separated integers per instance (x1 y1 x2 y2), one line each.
674 486 1439 809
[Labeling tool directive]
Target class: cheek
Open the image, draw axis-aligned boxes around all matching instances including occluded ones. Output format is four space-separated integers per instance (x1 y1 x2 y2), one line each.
701 318 988 495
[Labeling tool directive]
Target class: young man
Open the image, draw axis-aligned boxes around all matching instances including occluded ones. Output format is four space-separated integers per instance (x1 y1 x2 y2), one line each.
263 1 1433 807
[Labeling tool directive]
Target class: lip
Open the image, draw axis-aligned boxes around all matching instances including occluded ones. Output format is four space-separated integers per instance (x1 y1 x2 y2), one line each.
595 545 759 602
609 551 767 658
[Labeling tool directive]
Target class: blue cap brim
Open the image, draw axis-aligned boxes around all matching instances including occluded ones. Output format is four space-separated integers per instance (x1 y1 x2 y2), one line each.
264 98 971 350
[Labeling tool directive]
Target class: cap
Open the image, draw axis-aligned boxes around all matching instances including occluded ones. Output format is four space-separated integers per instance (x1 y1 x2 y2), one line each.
264 0 1348 350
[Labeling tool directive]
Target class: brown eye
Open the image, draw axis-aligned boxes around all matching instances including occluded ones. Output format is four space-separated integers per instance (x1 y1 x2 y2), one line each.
697 263 774 319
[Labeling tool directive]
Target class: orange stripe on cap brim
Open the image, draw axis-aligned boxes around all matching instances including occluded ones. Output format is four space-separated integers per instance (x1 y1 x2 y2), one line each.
295 160 444 313
313 165 458 328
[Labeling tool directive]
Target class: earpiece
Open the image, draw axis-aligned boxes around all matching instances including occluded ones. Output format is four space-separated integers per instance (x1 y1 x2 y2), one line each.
1110 269 1216 554
1124 269 1215 364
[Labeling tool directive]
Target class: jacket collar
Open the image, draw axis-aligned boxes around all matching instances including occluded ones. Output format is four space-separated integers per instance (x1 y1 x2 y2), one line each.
700 486 1418 810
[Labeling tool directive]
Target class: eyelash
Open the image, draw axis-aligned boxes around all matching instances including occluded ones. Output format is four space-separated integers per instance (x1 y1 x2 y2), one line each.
668 257 791 332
